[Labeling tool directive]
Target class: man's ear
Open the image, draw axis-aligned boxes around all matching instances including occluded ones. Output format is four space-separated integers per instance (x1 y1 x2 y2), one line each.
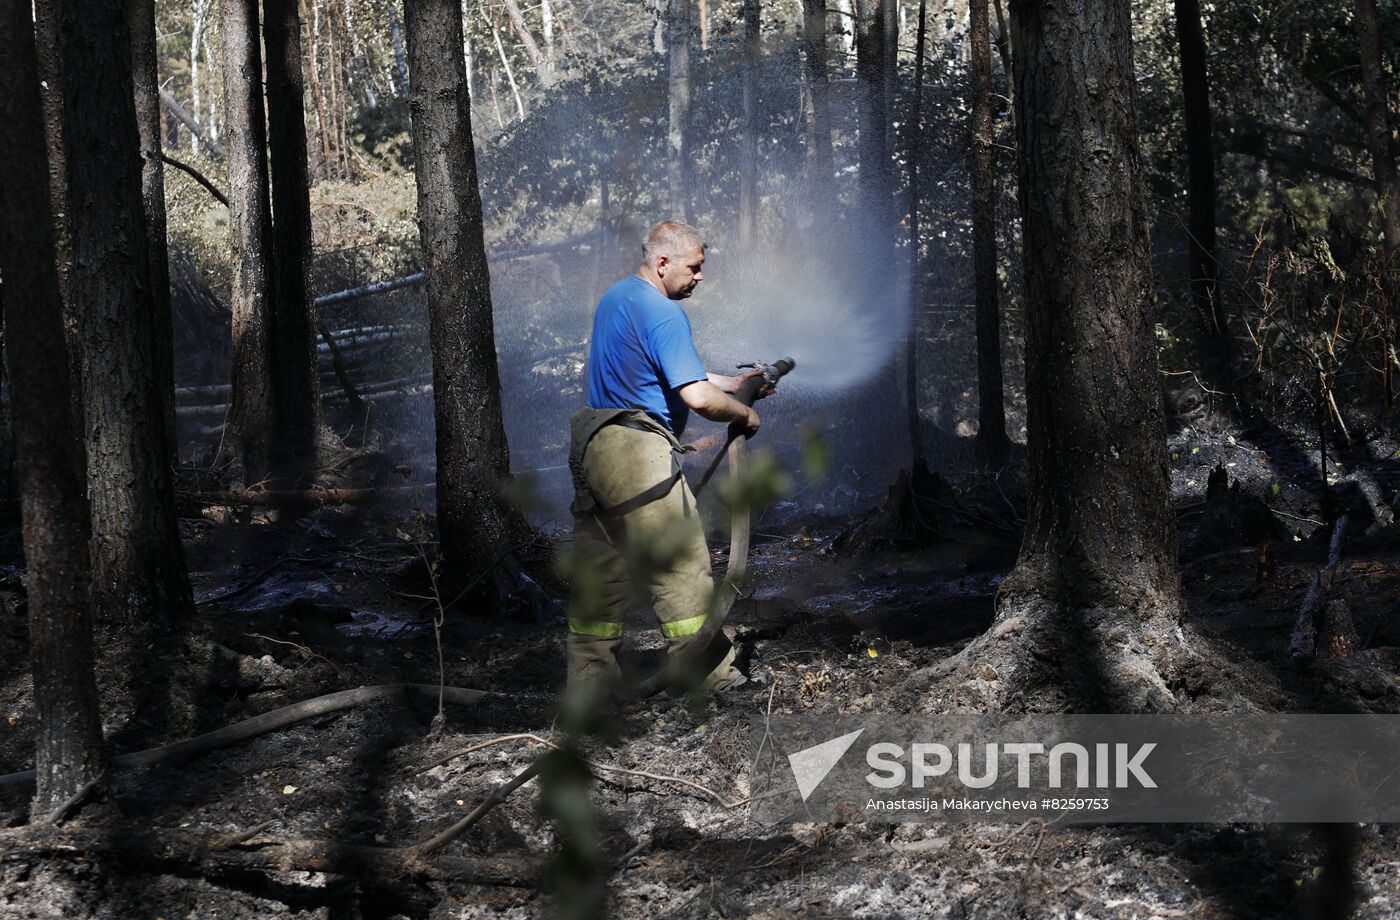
654 254 670 275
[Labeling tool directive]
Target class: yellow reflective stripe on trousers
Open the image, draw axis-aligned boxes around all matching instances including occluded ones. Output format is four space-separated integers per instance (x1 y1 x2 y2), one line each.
660 614 707 638
568 618 623 638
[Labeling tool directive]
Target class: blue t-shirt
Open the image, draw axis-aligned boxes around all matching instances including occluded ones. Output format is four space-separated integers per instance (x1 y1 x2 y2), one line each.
586 275 708 435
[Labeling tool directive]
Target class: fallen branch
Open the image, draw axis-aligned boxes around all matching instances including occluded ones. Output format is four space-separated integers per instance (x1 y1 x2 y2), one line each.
419 731 751 814
413 760 544 855
158 87 225 157
0 684 490 787
2 824 537 886
318 322 367 417
160 153 228 206
197 484 432 507
46 771 105 826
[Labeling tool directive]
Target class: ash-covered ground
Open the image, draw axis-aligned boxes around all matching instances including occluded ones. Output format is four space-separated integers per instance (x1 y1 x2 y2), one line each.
2 416 1400 919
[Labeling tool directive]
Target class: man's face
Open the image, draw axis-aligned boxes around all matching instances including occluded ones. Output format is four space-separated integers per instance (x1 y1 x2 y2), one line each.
657 244 705 300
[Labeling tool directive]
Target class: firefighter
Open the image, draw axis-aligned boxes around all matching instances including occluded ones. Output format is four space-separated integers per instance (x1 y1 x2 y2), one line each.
565 219 764 693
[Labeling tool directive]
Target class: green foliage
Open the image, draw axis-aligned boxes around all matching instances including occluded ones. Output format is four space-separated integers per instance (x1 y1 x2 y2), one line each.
719 445 793 513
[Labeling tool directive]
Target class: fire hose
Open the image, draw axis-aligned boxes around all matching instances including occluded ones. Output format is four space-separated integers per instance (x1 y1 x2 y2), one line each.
635 357 795 697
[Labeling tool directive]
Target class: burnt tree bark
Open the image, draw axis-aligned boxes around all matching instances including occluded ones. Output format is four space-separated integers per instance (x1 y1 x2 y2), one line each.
265 0 325 479
666 0 693 220
905 0 927 467
221 0 279 483
129 0 177 461
855 0 894 259
738 0 760 247
0 0 106 816
55 0 193 631
879 0 896 156
800 0 836 226
404 0 529 604
971 0 1009 472
31 2 84 458
939 0 1185 712
1354 0 1400 260
1173 0 1234 409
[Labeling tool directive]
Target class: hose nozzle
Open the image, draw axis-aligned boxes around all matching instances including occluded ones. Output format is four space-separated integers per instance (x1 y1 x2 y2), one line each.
734 357 796 406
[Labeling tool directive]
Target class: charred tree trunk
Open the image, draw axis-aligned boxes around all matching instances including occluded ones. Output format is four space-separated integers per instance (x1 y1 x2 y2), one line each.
879 0 897 156
855 0 894 260
941 0 1184 712
31 3 84 459
905 0 927 467
0 0 106 816
129 0 178 462
265 0 324 480
55 0 193 631
221 0 279 483
404 0 528 605
1354 0 1400 261
1173 0 1233 409
971 0 1008 472
738 0 760 247
666 0 693 220
800 0 836 226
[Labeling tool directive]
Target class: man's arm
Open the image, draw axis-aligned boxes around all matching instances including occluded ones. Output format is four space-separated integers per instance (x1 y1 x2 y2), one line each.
707 368 774 398
678 380 760 435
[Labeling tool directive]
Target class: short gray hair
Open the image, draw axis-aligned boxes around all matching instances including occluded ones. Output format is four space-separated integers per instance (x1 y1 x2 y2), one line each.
642 219 704 264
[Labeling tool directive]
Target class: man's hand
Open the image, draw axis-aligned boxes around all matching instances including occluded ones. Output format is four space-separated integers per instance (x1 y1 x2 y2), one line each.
736 368 776 401
708 369 775 400
737 404 761 437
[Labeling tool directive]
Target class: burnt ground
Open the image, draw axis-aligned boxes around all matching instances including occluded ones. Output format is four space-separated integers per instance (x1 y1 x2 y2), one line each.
2 417 1400 919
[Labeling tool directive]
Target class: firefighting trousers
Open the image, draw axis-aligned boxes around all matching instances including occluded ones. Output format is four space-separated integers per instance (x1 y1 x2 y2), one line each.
565 410 714 689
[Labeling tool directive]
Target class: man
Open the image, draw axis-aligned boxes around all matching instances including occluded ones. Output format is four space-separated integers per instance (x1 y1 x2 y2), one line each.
566 219 764 693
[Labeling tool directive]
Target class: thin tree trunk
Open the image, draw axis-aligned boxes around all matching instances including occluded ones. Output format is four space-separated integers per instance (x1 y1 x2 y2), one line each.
129 0 178 462
905 0 927 468
55 0 193 630
1006 0 1180 624
0 0 106 816
502 0 552 87
801 0 836 227
264 0 324 479
489 17 527 120
698 0 709 50
971 0 1008 471
738 0 760 247
541 0 555 75
325 1 344 178
1354 0 1400 260
855 0 893 259
221 0 279 484
389 0 409 99
991 0 1011 108
307 0 335 179
666 0 692 220
1173 0 1232 407
880 0 896 156
836 0 855 57
404 0 528 603
190 0 211 150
